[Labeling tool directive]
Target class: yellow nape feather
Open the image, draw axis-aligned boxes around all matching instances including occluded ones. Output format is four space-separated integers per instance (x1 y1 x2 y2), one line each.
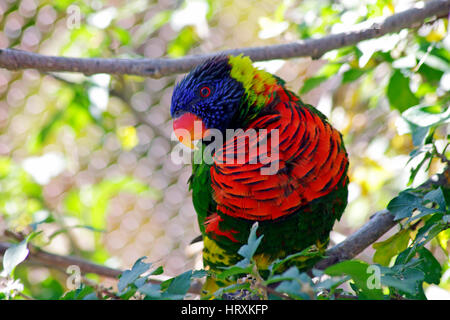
228 54 277 109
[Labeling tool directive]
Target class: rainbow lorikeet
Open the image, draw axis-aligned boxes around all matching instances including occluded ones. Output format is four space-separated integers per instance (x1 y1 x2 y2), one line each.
170 55 349 295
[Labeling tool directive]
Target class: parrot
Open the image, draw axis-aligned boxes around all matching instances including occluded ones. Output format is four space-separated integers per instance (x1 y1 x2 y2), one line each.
170 55 349 296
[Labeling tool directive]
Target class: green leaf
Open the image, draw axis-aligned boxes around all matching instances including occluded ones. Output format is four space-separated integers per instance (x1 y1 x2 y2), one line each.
151 266 164 276
62 285 95 300
139 283 162 299
300 63 342 94
387 190 422 221
275 268 313 300
2 240 30 276
267 265 302 284
397 105 449 148
408 151 432 184
413 214 448 250
342 68 367 83
118 257 151 292
110 26 131 45
423 187 446 213
380 265 425 296
191 269 207 278
83 292 99 300
33 276 65 299
161 270 193 300
325 260 384 299
216 265 252 281
238 222 263 261
387 190 437 221
300 76 328 94
387 69 419 112
410 123 430 147
402 105 450 128
31 110 65 151
167 27 198 58
373 228 412 266
268 245 323 276
415 247 442 284
29 211 54 231
313 275 349 295
416 51 448 82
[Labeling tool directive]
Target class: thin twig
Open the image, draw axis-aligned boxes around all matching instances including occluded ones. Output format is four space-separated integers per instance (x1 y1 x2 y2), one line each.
16 291 36 300
433 144 450 165
81 276 121 300
262 284 294 300
3 230 25 242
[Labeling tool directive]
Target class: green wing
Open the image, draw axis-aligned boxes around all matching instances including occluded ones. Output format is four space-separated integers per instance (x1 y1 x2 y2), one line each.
188 144 216 235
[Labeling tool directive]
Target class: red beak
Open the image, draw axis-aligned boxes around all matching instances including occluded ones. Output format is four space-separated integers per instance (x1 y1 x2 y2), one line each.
173 112 207 149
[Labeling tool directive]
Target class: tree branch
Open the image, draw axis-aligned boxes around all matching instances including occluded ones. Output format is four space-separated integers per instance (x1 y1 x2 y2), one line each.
0 0 449 77
315 209 396 270
0 242 121 279
315 166 449 270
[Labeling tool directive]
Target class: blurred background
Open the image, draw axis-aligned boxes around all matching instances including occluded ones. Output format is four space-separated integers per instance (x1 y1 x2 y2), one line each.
0 0 448 298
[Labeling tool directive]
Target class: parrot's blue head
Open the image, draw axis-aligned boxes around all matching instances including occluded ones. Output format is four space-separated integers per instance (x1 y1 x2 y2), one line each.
170 56 246 146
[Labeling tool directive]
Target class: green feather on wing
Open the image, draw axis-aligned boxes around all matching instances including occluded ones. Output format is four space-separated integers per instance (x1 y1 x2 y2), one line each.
189 144 216 235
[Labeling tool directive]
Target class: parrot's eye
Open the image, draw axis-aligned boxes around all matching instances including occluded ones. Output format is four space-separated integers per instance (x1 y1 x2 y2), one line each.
199 86 211 98
173 109 183 118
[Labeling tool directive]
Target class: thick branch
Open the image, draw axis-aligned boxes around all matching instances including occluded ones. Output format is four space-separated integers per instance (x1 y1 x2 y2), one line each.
0 0 449 77
315 167 449 270
315 209 395 270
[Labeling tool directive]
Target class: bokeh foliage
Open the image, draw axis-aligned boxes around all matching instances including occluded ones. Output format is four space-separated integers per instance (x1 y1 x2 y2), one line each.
0 0 449 300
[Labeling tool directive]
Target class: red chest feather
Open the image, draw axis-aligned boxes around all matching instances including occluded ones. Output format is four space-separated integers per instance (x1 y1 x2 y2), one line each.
210 91 348 221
